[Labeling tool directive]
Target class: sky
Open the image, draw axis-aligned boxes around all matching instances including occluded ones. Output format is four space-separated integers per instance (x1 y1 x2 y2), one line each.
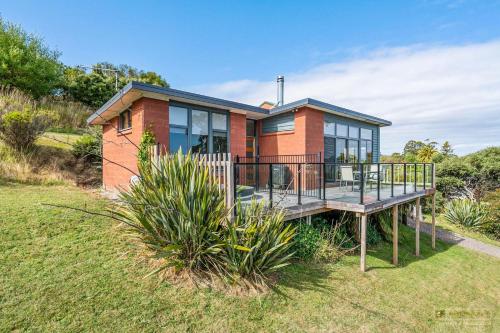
1 0 499 155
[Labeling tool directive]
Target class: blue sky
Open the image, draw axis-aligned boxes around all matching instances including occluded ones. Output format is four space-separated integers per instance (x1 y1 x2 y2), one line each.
1 0 500 154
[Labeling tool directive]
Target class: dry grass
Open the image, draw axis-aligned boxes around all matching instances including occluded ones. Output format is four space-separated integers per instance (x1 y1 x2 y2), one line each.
0 133 100 187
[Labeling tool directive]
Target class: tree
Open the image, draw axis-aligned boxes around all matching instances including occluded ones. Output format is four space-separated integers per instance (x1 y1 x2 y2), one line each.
403 140 425 156
441 141 454 156
436 147 500 201
417 140 438 163
0 17 63 98
62 63 169 108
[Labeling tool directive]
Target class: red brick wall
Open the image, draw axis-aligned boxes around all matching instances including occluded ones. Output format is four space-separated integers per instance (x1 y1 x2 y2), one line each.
256 107 324 190
101 97 168 190
230 112 246 158
258 107 324 157
303 107 324 159
142 98 169 151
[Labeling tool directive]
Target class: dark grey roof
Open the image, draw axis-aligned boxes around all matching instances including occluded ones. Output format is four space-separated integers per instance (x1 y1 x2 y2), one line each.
87 81 268 124
87 81 391 127
270 98 391 126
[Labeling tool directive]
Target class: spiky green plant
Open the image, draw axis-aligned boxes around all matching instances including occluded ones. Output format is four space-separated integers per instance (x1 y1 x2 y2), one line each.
116 150 229 275
443 199 489 230
224 200 296 283
115 150 298 284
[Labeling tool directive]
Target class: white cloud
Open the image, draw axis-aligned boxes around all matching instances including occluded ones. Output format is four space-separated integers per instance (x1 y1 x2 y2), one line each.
193 40 500 155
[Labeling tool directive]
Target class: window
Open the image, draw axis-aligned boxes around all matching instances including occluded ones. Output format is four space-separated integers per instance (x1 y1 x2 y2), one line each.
336 138 347 163
169 106 188 153
191 110 209 154
169 104 228 154
325 119 375 165
212 113 227 131
213 131 227 154
348 140 358 163
336 124 348 137
262 113 294 133
360 140 373 163
119 110 132 131
349 126 359 139
170 106 188 126
170 127 188 153
367 140 373 162
212 113 228 154
324 120 335 136
361 128 372 140
246 119 256 137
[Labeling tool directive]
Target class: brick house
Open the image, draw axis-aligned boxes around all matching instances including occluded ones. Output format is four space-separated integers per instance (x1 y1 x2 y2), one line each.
87 79 391 190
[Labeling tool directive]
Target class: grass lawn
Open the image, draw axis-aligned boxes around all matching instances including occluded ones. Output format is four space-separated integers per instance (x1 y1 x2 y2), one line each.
36 132 82 150
1 183 499 332
424 213 500 248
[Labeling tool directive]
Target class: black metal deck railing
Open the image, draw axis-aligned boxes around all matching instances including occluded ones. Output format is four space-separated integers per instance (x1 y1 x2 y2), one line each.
234 161 435 207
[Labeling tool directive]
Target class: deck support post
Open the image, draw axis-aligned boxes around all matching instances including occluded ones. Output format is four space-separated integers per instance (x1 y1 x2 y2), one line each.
432 193 436 250
392 205 398 266
360 213 368 272
415 197 421 257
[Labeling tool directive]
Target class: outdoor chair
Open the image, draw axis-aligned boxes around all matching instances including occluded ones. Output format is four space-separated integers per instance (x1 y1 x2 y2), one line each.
340 165 359 191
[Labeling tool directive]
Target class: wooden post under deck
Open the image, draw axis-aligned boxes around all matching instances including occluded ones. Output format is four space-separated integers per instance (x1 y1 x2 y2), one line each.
360 213 368 272
432 193 436 249
392 205 398 265
415 197 421 256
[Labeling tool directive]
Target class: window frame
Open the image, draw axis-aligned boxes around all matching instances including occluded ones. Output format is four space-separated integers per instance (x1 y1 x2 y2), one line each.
324 120 336 137
168 102 230 154
326 117 376 164
118 109 132 132
360 128 373 140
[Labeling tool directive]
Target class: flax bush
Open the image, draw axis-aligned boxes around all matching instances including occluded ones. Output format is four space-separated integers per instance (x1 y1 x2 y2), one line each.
443 199 489 230
115 150 296 284
116 151 228 275
225 200 296 283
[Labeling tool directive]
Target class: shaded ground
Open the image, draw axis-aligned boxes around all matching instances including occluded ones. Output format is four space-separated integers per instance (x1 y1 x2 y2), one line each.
1 183 499 332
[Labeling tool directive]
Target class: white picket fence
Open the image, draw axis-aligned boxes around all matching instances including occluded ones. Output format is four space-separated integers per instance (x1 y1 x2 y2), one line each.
149 145 234 207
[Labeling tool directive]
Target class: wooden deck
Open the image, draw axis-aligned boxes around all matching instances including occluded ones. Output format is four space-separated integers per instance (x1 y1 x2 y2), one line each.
238 184 435 219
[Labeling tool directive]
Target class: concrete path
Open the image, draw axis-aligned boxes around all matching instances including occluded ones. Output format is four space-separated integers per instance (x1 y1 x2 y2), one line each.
407 218 500 258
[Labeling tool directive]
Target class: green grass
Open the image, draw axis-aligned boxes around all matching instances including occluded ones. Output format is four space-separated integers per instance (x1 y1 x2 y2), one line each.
36 132 82 150
1 183 499 332
424 213 500 248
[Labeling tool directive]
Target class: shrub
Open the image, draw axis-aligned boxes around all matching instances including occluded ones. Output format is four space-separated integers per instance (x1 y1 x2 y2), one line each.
367 222 383 245
115 150 296 284
116 150 228 275
0 110 49 150
291 222 322 260
137 130 156 167
313 217 356 262
482 190 500 240
443 199 489 230
72 131 102 163
225 200 296 283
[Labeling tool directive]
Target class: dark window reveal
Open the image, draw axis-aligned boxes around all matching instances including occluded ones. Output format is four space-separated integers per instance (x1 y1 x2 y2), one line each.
119 110 132 131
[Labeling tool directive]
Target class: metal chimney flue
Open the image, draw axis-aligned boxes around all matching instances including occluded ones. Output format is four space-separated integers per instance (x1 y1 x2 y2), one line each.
277 75 284 106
